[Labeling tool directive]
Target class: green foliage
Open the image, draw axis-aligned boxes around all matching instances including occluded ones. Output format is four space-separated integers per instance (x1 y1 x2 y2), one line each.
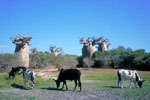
93 46 150 70
29 52 78 69
0 54 19 72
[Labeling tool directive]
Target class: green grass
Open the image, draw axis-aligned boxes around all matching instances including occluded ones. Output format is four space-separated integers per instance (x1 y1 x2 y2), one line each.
0 70 150 100
0 73 55 90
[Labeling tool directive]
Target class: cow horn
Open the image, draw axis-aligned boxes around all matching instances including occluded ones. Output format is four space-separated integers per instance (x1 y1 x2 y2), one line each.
49 77 57 81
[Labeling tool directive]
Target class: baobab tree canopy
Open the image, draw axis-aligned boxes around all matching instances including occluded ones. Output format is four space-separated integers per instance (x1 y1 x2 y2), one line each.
49 45 63 56
10 35 32 46
96 36 111 51
10 35 32 67
80 36 111 58
30 48 38 55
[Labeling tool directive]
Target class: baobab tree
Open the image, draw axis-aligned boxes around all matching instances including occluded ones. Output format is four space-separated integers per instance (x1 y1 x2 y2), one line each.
96 36 111 52
79 37 97 67
10 35 32 67
49 45 63 56
80 37 97 58
30 48 38 55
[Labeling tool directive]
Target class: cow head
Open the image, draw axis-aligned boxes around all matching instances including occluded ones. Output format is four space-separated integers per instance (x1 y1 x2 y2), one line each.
52 78 60 89
55 80 60 89
9 67 15 78
138 80 145 88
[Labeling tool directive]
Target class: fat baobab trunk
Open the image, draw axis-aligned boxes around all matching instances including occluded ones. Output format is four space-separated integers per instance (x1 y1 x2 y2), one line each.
82 44 96 58
11 35 32 68
80 37 97 67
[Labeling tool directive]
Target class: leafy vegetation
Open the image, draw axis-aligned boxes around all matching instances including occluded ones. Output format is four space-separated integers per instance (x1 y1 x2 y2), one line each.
30 52 78 69
92 46 150 70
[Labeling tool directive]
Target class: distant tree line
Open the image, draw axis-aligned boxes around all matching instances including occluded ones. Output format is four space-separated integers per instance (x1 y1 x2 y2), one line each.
29 52 78 70
0 52 78 71
78 46 150 71
0 46 150 71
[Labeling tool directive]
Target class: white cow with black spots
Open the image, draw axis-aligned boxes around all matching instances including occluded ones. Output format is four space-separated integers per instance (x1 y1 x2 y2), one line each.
23 69 35 89
117 69 145 89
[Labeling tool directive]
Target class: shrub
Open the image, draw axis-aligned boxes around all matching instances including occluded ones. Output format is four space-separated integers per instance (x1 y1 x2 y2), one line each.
0 54 19 72
29 52 78 69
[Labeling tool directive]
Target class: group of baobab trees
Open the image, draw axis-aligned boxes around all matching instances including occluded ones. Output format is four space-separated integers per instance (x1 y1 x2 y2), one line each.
30 45 62 56
80 36 110 58
10 35 110 68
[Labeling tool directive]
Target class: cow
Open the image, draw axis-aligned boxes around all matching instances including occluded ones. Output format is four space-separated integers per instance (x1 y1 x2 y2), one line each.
117 69 145 89
53 68 82 91
23 69 35 89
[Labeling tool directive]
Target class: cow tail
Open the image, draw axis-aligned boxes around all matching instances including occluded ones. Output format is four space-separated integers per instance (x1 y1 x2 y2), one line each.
117 71 121 81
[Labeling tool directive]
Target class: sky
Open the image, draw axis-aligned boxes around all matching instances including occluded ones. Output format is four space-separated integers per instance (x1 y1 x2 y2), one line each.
0 0 150 55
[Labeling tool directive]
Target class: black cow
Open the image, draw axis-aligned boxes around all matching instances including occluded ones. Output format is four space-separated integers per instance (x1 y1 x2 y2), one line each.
53 68 82 91
9 66 26 78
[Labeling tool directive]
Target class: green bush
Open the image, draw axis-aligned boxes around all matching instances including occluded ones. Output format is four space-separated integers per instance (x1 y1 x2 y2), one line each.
29 52 78 69
0 54 19 72
93 46 150 70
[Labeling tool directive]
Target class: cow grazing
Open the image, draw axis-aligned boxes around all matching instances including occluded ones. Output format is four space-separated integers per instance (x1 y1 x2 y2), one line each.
53 68 82 91
117 69 145 89
9 66 26 78
23 69 35 89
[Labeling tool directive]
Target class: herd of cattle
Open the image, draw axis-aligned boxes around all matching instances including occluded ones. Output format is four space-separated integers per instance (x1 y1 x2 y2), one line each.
8 66 145 91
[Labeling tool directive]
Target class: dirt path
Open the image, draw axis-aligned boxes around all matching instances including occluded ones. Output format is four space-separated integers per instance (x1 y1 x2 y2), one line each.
0 88 123 100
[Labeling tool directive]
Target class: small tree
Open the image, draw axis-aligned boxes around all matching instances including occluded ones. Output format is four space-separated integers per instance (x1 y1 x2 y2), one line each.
49 45 63 56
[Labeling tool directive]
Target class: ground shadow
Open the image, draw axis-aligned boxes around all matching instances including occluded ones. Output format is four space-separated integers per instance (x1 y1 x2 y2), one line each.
103 86 119 89
11 83 29 90
41 87 69 91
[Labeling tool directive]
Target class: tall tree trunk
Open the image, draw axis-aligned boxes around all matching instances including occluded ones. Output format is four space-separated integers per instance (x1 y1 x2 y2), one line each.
15 44 29 67
82 44 96 58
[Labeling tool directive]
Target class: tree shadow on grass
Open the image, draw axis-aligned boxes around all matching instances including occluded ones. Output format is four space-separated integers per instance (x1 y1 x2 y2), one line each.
11 83 29 90
103 86 119 89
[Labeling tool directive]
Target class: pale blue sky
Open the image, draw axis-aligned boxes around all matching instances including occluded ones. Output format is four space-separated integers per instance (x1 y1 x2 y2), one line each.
0 0 150 55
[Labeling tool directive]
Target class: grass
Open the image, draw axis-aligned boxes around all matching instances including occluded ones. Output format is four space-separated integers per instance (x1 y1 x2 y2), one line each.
0 68 150 100
0 92 36 100
0 73 55 90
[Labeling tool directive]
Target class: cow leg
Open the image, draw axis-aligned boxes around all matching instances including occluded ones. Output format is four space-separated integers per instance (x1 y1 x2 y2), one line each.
73 80 77 91
119 80 123 89
62 82 65 89
118 80 120 87
117 71 122 88
64 81 68 90
133 80 138 88
129 80 132 88
24 78 26 85
78 78 82 91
